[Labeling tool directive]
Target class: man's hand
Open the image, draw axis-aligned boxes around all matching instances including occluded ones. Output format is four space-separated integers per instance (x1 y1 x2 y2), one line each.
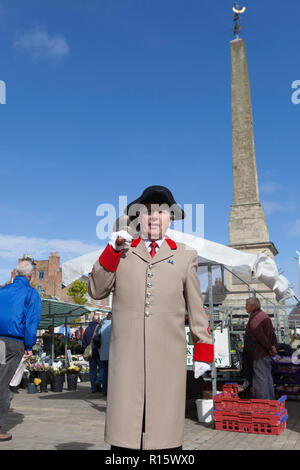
109 230 133 251
24 350 33 361
193 361 211 379
116 236 126 247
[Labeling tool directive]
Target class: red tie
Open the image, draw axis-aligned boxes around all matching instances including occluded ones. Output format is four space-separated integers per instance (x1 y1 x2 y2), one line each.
149 242 158 258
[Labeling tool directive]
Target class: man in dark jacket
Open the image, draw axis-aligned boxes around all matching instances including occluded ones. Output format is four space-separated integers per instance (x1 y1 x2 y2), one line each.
0 258 41 441
245 297 277 399
82 314 101 393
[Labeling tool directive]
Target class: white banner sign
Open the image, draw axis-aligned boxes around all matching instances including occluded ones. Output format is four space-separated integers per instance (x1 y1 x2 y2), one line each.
186 326 231 369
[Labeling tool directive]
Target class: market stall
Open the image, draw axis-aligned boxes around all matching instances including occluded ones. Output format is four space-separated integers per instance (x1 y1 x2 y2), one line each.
18 299 99 393
39 298 97 362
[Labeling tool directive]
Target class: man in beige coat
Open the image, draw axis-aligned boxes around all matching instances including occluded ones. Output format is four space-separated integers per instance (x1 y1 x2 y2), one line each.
88 186 213 451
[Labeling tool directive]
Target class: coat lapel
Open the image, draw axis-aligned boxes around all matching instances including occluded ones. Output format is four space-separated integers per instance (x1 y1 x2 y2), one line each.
131 236 177 264
131 238 152 263
151 239 174 264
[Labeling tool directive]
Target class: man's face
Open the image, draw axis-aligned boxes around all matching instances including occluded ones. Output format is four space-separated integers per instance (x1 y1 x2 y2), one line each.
246 301 256 313
139 203 172 241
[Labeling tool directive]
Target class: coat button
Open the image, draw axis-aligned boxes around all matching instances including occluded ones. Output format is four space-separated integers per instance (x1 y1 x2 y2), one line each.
146 292 151 298
145 301 150 306
145 311 150 317
149 264 153 269
147 282 152 288
148 272 153 278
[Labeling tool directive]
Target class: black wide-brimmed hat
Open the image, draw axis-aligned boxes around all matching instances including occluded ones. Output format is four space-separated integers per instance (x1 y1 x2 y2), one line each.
125 185 185 221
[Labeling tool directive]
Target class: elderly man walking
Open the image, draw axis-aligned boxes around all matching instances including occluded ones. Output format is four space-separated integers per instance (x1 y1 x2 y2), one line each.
0 258 41 441
245 297 277 400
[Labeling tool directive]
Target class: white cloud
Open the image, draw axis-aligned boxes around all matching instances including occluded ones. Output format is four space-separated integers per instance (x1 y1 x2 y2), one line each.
14 26 69 60
0 233 101 261
260 182 281 194
263 201 296 215
288 220 300 237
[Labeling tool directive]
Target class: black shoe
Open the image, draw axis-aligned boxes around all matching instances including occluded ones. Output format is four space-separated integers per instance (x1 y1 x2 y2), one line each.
0 429 12 442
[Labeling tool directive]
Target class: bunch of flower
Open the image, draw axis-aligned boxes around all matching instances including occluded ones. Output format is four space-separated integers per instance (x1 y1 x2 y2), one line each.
25 353 51 372
79 363 89 373
69 355 89 373
49 361 66 376
66 362 81 374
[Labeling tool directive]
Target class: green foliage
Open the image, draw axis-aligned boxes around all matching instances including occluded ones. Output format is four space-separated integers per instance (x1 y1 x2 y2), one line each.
67 280 88 305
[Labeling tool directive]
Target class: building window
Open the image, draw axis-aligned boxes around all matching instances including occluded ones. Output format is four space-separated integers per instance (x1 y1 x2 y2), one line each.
38 271 45 280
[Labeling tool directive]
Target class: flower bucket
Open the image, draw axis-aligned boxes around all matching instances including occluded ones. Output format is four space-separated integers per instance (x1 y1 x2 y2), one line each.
79 372 89 383
67 374 78 391
51 375 65 392
27 383 37 394
29 371 37 383
38 371 50 393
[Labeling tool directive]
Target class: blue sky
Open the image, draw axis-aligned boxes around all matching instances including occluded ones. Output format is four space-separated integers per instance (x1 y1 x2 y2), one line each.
0 0 299 299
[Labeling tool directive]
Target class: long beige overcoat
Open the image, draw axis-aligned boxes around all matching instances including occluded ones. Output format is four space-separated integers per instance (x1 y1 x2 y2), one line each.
88 237 213 450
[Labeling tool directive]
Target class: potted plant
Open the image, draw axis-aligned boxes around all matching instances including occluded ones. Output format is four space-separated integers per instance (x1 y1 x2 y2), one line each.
50 362 66 392
66 364 81 391
26 356 38 383
78 361 90 382
35 354 51 392
37 363 51 392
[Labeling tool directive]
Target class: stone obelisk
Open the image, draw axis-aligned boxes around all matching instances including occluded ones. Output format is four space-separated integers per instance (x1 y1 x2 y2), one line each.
224 37 278 306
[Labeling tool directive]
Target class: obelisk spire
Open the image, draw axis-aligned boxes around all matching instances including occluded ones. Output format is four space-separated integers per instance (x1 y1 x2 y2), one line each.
223 4 278 309
231 38 260 207
228 5 277 254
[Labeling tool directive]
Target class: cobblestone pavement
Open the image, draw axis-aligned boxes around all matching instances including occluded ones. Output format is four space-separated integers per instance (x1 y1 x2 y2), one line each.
1 382 300 450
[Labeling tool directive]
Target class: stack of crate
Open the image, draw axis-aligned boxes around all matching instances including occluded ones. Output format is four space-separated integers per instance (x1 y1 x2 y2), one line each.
213 383 288 435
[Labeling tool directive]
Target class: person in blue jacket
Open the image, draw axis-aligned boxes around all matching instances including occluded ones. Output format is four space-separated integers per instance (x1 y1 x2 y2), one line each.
99 312 112 396
82 314 101 393
0 258 41 442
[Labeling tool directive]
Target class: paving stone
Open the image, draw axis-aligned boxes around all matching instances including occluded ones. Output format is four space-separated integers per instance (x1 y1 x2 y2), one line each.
1 383 299 450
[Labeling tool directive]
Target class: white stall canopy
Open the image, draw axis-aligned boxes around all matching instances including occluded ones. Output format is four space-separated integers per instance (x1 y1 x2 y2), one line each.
62 229 295 303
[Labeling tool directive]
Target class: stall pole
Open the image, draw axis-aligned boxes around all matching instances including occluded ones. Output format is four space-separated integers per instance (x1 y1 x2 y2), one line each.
274 305 282 343
208 264 217 397
284 314 289 344
65 316 68 367
49 303 55 363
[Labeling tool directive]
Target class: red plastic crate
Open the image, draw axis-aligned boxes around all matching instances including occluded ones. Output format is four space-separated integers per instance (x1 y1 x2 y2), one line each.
223 383 239 395
213 411 288 435
213 409 288 426
214 383 287 415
